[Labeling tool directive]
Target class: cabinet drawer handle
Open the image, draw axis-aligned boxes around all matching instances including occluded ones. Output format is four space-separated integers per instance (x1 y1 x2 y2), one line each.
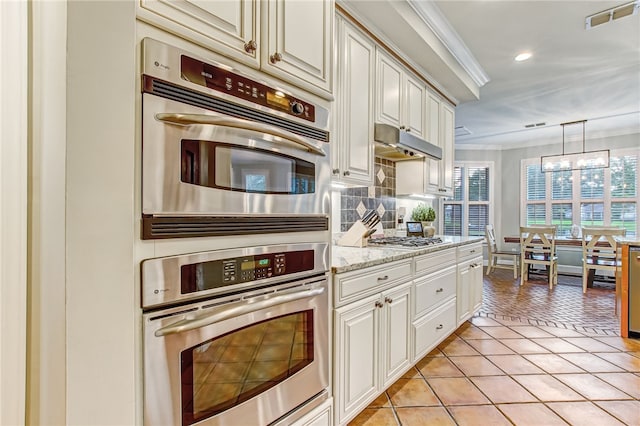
436 324 443 330
384 297 393 304
270 52 282 63
375 301 384 308
243 40 257 53
377 275 389 281
436 288 444 293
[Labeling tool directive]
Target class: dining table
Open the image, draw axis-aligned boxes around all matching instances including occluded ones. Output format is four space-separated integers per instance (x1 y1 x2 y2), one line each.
502 235 612 288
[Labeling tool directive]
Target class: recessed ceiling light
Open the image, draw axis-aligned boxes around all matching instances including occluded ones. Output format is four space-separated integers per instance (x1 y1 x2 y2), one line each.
515 52 532 62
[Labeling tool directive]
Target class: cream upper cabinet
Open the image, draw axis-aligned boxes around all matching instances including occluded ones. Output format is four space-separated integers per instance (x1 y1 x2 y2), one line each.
138 0 260 66
439 102 455 196
425 92 441 193
413 91 455 197
332 16 374 185
375 50 425 138
262 0 333 94
137 0 333 98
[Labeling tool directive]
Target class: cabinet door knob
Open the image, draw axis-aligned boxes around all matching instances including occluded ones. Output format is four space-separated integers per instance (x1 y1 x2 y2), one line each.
399 125 406 130
375 301 384 308
406 128 411 133
436 324 444 330
332 168 340 175
270 52 283 63
343 170 351 176
436 288 444 293
384 297 393 304
377 275 389 281
244 40 257 53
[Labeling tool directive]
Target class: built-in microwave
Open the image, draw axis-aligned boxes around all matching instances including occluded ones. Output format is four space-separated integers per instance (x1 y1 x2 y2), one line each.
140 38 331 240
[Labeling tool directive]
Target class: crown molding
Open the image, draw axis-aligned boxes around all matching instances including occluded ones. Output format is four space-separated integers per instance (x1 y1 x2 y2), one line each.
408 0 490 88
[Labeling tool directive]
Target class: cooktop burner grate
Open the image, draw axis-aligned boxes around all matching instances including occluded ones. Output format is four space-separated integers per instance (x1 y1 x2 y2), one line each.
368 236 444 247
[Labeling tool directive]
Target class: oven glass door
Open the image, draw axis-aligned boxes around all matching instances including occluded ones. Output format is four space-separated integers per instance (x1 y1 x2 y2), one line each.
143 278 328 426
142 94 330 217
181 140 315 195
183 310 314 425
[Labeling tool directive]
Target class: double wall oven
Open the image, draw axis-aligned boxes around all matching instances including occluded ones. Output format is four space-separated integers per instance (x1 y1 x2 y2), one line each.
140 38 332 426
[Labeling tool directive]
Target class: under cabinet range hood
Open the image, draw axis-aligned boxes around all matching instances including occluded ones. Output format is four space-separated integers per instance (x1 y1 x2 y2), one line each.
374 123 442 161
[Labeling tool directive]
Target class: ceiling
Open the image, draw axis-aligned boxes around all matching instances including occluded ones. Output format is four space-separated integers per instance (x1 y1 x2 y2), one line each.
432 0 640 148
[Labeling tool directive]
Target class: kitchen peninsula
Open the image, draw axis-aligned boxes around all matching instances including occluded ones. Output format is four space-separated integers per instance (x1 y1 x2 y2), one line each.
331 236 483 425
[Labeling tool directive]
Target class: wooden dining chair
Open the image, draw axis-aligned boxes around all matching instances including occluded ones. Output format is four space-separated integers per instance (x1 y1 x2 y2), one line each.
485 225 520 278
581 226 626 293
520 226 558 289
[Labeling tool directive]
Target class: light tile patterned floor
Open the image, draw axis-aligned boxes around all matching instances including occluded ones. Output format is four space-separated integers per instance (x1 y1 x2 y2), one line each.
348 269 640 425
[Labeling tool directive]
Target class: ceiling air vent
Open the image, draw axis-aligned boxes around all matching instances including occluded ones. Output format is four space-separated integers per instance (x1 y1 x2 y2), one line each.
586 0 639 29
454 125 472 137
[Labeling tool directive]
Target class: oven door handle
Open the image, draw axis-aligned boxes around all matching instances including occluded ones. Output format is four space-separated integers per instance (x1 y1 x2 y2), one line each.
154 286 325 337
155 113 327 157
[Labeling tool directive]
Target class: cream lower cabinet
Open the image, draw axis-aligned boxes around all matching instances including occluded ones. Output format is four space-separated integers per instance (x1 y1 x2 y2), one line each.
334 281 411 425
412 249 457 360
456 243 484 325
290 397 333 426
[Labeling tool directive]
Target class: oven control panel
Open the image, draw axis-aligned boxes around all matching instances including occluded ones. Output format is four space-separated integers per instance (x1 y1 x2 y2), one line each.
180 55 316 122
181 250 315 295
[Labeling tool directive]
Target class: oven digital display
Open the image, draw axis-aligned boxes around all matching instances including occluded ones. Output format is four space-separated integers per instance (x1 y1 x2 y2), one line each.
180 250 314 294
266 92 290 109
240 258 271 270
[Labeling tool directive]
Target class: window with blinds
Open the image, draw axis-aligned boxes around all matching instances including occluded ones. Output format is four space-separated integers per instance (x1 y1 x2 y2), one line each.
521 149 639 237
443 164 492 236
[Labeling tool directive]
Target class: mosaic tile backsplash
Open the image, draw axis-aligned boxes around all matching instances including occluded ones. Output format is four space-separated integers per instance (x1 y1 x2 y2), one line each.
340 157 396 232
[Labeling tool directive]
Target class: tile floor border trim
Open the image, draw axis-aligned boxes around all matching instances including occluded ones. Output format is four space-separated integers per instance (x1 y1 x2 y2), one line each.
476 312 620 336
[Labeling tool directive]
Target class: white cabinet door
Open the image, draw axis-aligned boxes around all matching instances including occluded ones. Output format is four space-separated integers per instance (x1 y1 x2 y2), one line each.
138 0 260 67
404 74 425 138
335 295 379 425
333 17 374 185
380 283 411 389
439 102 455 196
263 0 333 93
425 92 441 193
457 259 472 326
471 256 484 313
375 51 402 127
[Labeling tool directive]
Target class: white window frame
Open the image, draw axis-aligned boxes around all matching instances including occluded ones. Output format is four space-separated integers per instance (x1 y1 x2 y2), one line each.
520 147 640 236
443 161 494 237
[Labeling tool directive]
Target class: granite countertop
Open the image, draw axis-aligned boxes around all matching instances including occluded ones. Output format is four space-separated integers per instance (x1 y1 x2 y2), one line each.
332 235 484 274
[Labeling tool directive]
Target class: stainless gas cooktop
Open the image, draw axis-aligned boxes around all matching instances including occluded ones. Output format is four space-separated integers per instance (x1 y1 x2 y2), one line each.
367 236 444 248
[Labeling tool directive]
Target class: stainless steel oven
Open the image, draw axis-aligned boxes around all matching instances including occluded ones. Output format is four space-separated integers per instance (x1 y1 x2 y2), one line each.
142 243 329 426
141 38 331 240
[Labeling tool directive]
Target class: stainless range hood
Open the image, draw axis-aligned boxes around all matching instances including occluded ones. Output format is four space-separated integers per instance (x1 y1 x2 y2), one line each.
374 123 442 161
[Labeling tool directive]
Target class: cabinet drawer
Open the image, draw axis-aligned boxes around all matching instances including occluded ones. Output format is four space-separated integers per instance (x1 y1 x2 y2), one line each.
335 260 412 306
412 298 457 361
414 248 456 276
413 265 456 318
457 243 482 261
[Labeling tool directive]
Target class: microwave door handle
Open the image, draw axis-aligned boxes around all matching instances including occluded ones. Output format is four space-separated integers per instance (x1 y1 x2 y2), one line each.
154 286 325 337
155 113 326 157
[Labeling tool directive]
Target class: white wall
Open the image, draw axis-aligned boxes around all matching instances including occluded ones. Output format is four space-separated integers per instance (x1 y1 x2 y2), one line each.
28 2 68 424
0 1 28 424
65 2 137 424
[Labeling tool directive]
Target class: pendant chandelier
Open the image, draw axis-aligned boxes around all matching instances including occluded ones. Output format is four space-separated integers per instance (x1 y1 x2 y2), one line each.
540 120 610 172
